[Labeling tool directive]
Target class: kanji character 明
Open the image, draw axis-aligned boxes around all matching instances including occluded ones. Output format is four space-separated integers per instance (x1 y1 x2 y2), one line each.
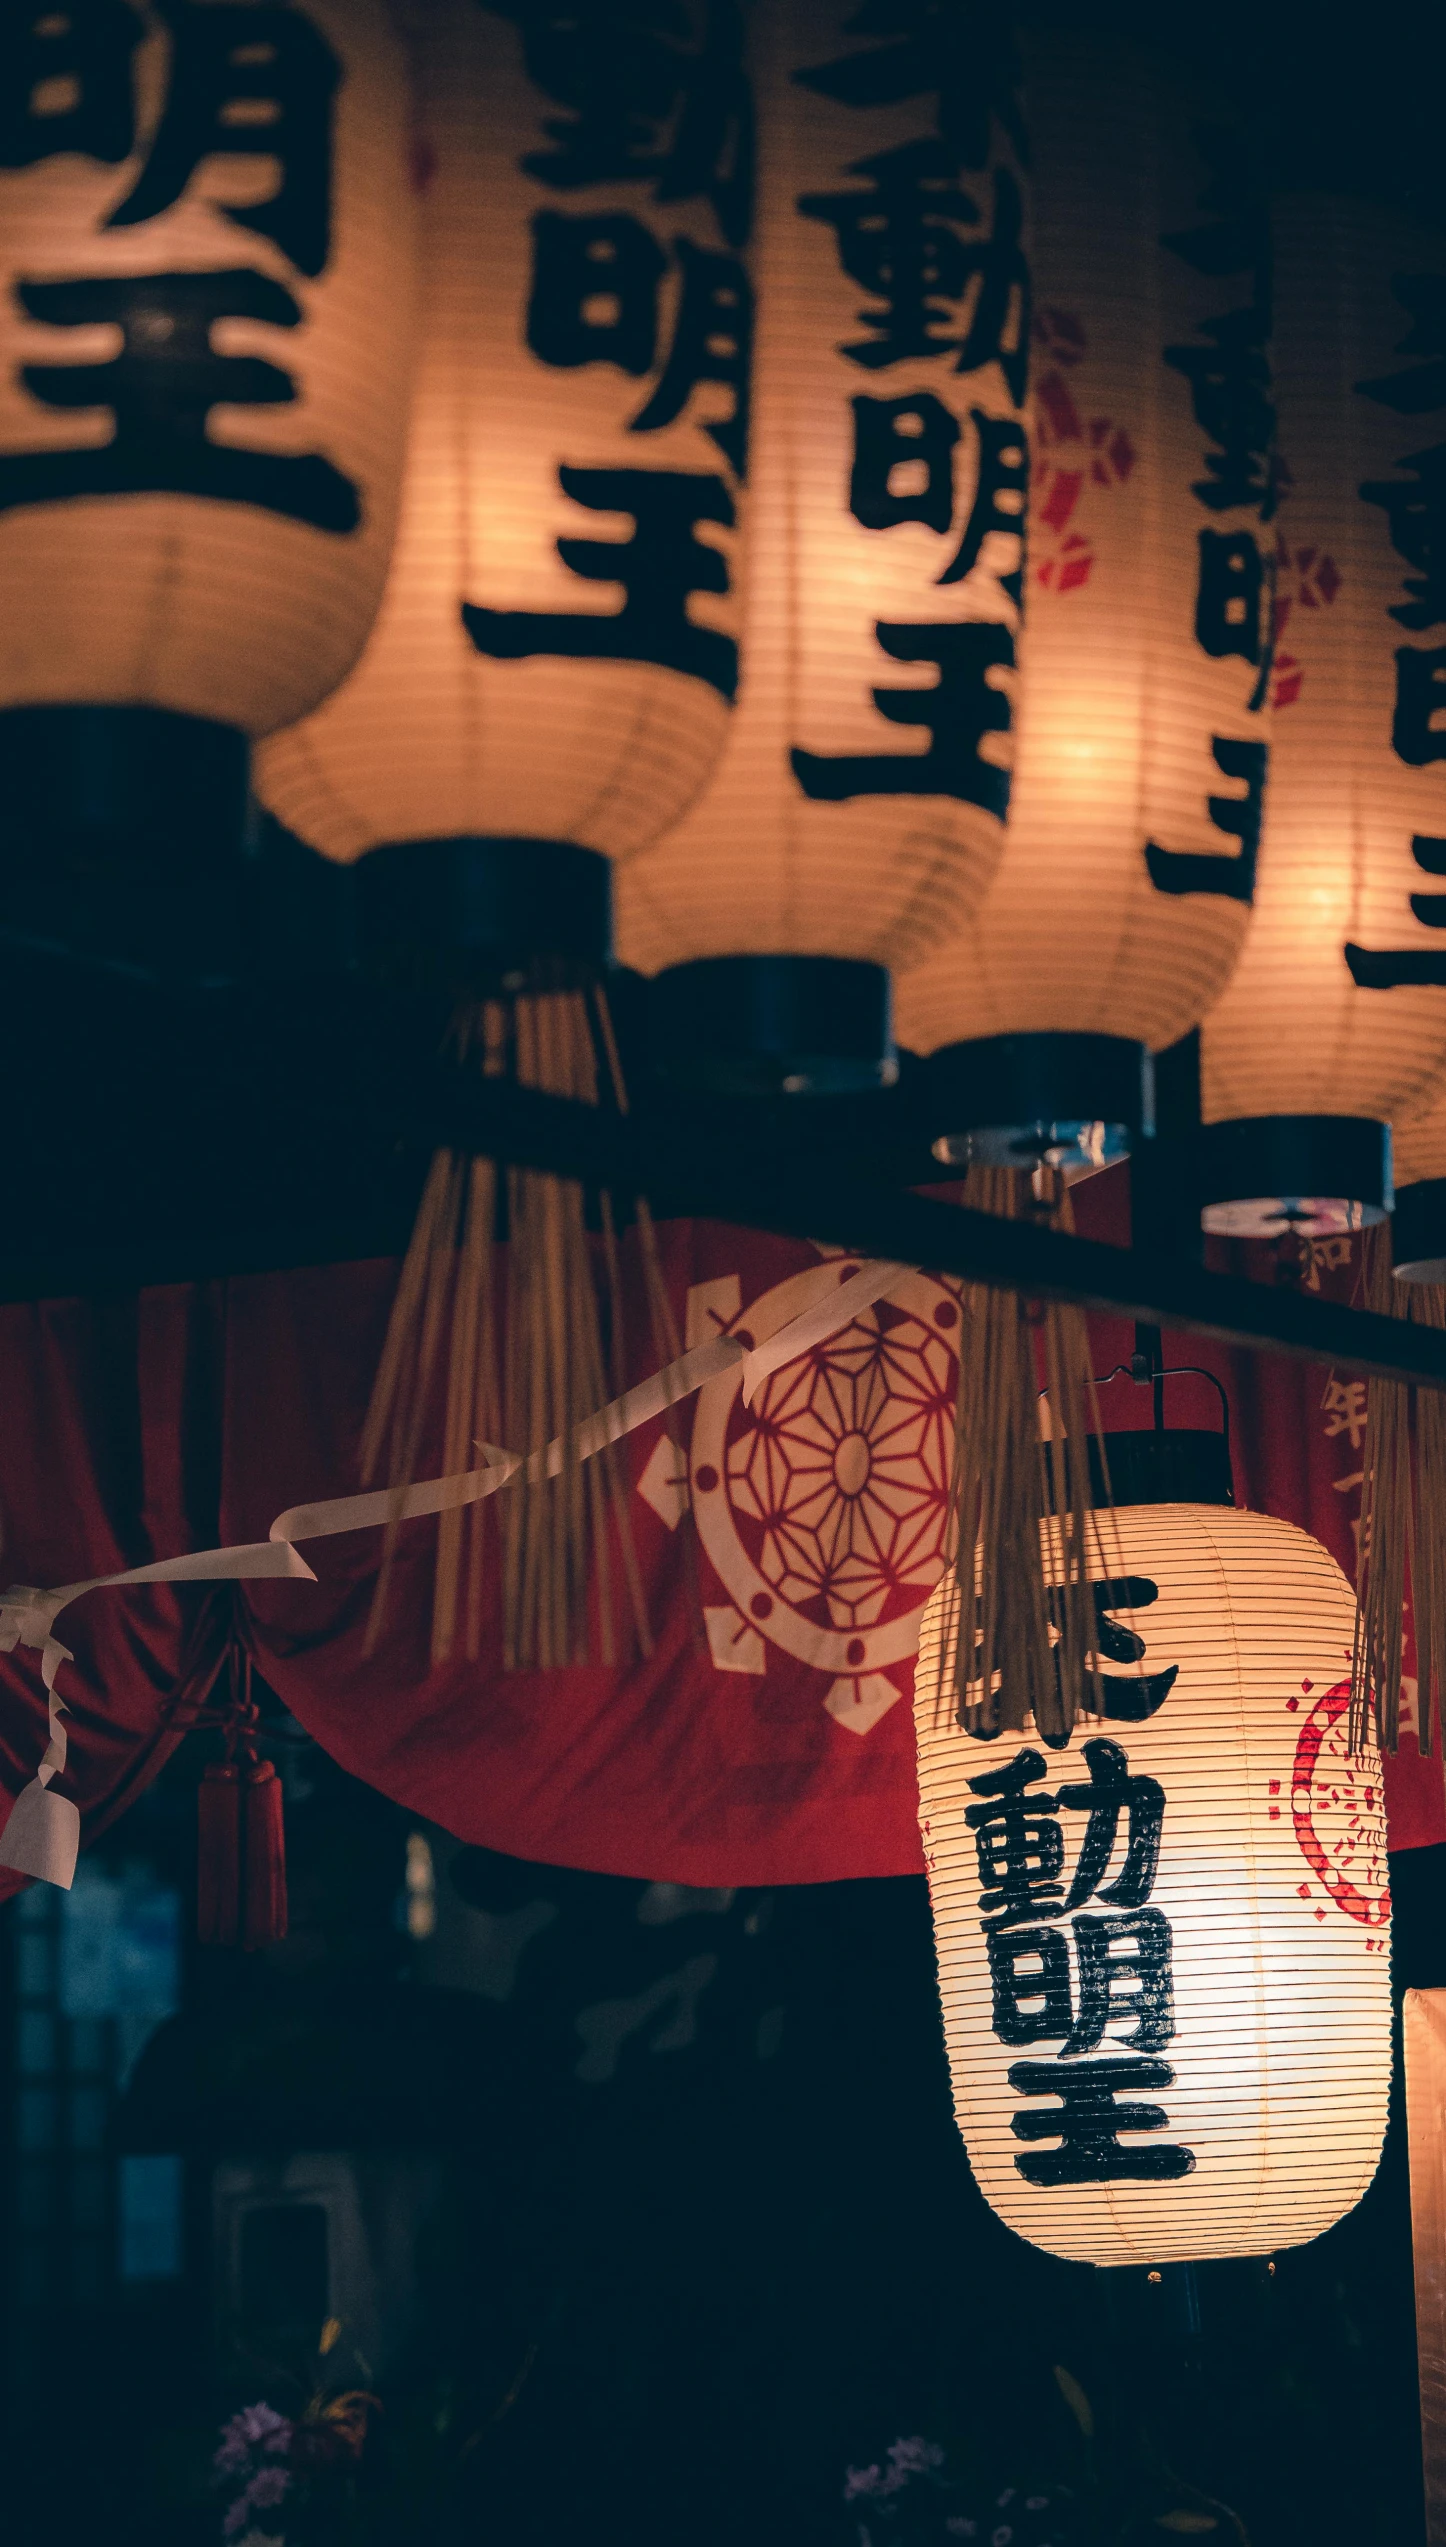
105 0 340 279
0 267 358 531
0 0 141 169
462 463 738 700
987 1911 1177 2056
793 0 1027 175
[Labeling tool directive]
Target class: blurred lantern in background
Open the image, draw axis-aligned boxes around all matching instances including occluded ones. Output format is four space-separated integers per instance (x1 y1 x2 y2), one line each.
257 0 752 1668
893 36 1272 1173
616 0 1026 1098
0 0 417 976
1199 199 1446 1237
915 1483 1392 2266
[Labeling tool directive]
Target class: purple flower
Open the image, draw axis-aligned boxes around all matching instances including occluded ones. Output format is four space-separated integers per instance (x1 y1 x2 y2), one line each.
214 2402 292 2480
221 2464 293 2538
887 2436 945 2480
844 2464 888 2502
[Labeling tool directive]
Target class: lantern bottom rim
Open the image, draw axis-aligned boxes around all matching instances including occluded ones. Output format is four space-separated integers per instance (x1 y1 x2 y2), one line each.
647 955 896 1098
1391 1173 1446 1281
1198 1115 1392 1238
922 1031 1150 1172
352 836 613 997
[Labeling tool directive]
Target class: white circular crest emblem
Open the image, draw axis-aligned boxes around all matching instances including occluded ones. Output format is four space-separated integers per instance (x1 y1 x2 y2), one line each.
684 1259 960 1720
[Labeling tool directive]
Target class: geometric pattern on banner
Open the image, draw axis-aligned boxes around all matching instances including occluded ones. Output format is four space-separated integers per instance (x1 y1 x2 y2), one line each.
641 1255 960 1729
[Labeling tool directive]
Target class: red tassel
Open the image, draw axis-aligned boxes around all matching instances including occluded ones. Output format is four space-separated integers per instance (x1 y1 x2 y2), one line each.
197 1763 242 1946
242 1758 288 1949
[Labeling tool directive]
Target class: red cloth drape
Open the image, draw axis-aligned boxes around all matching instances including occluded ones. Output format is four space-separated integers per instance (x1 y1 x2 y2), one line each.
0 1171 1441 1889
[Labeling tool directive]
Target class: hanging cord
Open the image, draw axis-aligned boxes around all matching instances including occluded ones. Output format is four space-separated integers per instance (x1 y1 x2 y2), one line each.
1350 1225 1413 1755
195 1647 288 1949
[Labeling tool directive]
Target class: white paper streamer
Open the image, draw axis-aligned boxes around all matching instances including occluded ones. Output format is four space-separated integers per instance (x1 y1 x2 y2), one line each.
0 1542 315 1887
0 1261 923 1889
739 1259 912 1406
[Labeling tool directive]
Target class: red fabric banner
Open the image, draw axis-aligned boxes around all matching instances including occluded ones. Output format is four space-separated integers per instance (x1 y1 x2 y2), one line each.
0 1169 1442 1891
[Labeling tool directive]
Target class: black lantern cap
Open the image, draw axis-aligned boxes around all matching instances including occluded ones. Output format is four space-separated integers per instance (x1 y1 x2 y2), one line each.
0 702 256 980
923 1029 1151 1171
1197 1114 1392 1239
1074 1329 1235 1509
1392 1174 1446 1283
352 836 613 997
647 954 896 1097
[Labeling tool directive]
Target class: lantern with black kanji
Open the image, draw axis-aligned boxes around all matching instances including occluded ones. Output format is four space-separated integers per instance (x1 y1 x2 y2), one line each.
258 0 745 1002
256 0 752 1669
892 36 1272 1171
1199 198 1446 1236
615 0 1025 1097
915 1470 1392 2264
0 0 417 970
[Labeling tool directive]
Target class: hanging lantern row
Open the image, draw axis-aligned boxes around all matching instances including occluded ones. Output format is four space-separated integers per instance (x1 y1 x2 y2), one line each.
3 0 1446 1235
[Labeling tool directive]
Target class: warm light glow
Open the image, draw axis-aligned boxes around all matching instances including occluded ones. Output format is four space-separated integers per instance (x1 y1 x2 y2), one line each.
894 37 1269 1058
1203 198 1446 1129
915 1505 1391 2264
258 0 741 863
617 0 1023 980
0 0 416 736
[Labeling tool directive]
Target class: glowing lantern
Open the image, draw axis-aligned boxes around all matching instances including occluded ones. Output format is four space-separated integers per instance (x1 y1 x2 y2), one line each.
615 0 1026 1095
256 0 752 1668
257 0 745 994
0 0 416 933
1199 199 1446 1236
892 38 1272 1169
914 1496 1391 2264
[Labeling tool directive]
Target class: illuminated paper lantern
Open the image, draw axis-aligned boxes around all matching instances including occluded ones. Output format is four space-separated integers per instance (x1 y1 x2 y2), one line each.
615 0 1026 1094
1200 198 1446 1236
915 1498 1391 2263
892 39 1272 1169
0 0 416 884
258 0 746 990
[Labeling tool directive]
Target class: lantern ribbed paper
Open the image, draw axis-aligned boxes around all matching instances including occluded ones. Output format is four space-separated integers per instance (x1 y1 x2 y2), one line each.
0 0 415 738
616 0 1024 1001
915 1506 1391 2264
257 0 743 869
1201 199 1446 1206
893 41 1270 1094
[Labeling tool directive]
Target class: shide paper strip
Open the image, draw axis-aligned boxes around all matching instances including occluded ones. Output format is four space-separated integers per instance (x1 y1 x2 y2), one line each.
0 1263 914 1890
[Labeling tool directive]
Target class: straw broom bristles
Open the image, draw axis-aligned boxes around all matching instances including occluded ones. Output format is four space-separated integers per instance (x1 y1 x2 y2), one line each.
1351 1225 1446 1759
941 1166 1113 1745
362 986 654 1671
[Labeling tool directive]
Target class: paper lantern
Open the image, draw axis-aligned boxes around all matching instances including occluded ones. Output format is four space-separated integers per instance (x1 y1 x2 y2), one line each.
615 0 1026 1095
891 39 1272 1169
0 0 416 895
1199 198 1446 1236
915 1497 1391 2263
257 0 746 993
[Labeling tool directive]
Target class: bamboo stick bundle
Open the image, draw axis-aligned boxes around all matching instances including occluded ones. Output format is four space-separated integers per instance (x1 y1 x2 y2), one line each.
362 987 656 1670
943 1167 1111 1743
